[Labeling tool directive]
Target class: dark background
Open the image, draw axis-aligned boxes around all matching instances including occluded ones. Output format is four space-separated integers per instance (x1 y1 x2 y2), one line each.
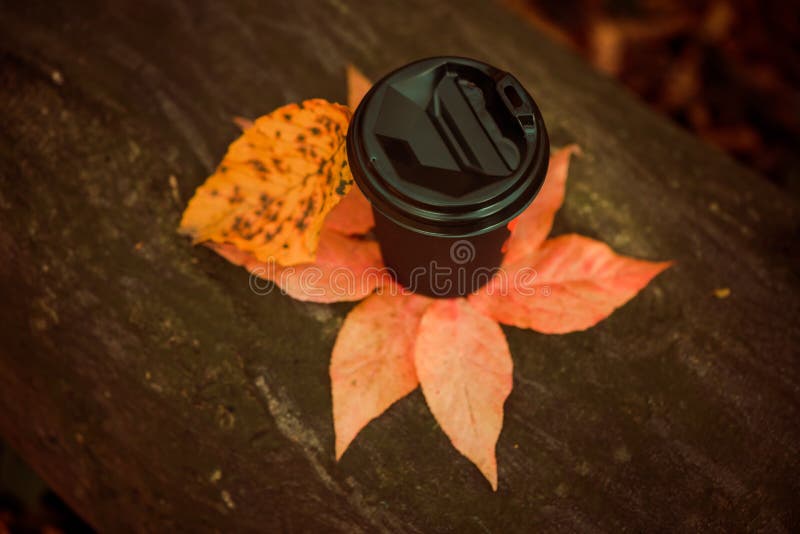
511 0 800 196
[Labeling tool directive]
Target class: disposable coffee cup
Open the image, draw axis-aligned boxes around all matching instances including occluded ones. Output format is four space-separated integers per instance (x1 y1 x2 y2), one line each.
347 57 549 298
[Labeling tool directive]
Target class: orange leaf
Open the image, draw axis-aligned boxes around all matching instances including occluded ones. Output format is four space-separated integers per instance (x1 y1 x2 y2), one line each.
179 99 353 266
322 183 375 235
503 145 580 264
331 291 431 459
470 234 672 334
207 225 388 303
347 64 372 110
414 298 513 490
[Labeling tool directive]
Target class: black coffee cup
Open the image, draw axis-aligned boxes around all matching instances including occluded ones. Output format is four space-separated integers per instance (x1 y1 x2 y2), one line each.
347 57 549 298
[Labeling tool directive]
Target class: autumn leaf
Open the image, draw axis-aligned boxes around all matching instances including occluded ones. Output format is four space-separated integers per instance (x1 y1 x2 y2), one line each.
347 64 372 110
331 290 431 459
207 224 387 303
503 145 580 264
232 116 254 131
470 234 672 334
205 170 383 303
322 183 374 236
179 62 673 493
414 298 513 490
321 66 376 236
179 99 354 266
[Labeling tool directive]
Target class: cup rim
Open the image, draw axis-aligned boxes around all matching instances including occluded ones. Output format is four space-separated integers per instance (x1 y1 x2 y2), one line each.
347 56 550 238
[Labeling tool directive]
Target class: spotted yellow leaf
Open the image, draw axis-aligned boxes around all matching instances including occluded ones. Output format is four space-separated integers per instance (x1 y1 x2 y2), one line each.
179 99 353 265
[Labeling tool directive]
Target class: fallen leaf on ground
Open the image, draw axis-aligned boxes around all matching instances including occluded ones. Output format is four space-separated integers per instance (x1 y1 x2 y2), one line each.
470 234 672 334
208 224 387 303
322 183 374 236
414 298 513 490
714 287 731 298
180 65 673 492
347 64 372 110
331 290 431 459
180 99 353 266
503 145 580 263
232 116 254 130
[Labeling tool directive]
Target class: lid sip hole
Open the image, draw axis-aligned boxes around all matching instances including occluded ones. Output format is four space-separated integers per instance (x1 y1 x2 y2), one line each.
504 85 523 108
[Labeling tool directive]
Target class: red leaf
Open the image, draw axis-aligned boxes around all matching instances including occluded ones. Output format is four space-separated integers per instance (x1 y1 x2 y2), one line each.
331 291 431 459
347 64 372 110
207 226 389 303
232 116 254 131
470 234 672 334
414 298 513 490
503 145 580 264
322 184 374 235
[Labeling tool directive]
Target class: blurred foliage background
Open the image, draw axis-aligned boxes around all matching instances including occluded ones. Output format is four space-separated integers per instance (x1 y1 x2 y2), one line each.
507 0 800 196
0 443 91 534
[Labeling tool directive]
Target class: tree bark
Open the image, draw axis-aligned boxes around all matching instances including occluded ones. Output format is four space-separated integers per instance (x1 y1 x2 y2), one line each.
0 0 797 531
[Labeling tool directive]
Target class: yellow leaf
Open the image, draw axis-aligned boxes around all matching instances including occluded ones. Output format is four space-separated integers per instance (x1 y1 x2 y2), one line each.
179 99 353 265
714 287 731 299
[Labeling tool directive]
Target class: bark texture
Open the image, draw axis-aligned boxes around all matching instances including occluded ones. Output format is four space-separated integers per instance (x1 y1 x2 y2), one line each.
0 1 798 531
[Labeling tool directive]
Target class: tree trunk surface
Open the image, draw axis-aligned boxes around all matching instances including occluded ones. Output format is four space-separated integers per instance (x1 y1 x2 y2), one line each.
0 1 798 532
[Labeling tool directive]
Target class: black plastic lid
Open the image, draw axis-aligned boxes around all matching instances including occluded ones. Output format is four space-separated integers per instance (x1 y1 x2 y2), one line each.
347 56 550 237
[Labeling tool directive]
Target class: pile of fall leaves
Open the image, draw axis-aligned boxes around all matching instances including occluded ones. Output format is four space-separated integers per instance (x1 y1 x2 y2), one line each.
179 66 670 490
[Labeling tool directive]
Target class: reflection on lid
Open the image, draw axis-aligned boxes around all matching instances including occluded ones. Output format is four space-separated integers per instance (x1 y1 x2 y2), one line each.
372 62 532 199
